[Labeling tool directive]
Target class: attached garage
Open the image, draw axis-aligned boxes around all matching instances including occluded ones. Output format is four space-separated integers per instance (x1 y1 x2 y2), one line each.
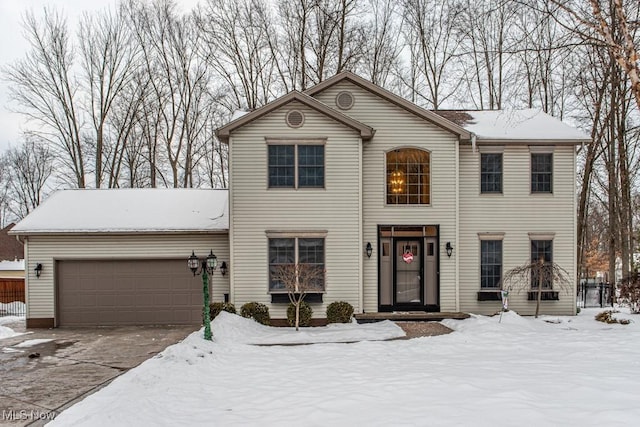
10 189 230 328
57 259 203 326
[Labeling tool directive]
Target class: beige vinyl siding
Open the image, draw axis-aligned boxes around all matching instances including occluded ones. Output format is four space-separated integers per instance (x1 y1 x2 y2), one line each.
23 234 229 319
315 82 460 312
459 145 576 315
229 101 362 318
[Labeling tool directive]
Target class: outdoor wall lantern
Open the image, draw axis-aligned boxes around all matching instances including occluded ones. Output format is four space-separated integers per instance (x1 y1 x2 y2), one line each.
187 250 218 341
365 242 373 258
34 263 43 278
220 261 228 277
446 242 453 258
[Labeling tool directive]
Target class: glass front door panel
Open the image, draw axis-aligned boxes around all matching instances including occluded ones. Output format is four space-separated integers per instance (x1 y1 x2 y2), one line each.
396 240 422 304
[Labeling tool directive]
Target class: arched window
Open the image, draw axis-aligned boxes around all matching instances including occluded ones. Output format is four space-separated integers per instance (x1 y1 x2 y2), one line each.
386 148 430 205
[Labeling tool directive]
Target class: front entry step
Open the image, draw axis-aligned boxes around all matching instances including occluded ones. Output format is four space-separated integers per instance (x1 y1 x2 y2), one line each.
355 312 470 323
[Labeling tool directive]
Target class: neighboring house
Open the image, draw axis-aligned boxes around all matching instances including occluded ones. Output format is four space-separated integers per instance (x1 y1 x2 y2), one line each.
0 223 24 263
11 72 589 327
0 260 25 279
0 224 25 310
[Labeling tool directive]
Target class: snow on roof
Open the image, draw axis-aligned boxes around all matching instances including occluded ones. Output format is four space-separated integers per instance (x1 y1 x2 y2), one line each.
0 260 24 271
11 189 228 235
230 110 250 121
434 109 590 142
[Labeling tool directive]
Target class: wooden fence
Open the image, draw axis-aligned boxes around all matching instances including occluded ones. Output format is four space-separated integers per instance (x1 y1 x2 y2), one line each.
0 278 25 316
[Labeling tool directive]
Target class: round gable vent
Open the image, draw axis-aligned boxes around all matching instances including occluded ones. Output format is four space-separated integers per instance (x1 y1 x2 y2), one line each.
336 91 355 110
286 110 305 128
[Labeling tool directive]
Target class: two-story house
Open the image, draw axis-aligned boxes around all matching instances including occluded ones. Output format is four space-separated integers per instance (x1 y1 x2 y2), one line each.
11 72 588 327
217 72 587 319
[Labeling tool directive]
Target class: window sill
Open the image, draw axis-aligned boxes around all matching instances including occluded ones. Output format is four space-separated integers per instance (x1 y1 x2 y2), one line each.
527 291 559 301
477 291 502 301
270 293 324 303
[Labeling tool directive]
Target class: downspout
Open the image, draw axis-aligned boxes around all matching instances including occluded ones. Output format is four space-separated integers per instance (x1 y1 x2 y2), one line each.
228 138 235 306
455 138 460 312
358 137 364 314
572 147 578 314
471 133 477 154
20 236 29 320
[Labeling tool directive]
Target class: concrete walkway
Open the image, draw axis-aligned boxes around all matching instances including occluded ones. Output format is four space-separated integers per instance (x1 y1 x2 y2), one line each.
0 321 197 426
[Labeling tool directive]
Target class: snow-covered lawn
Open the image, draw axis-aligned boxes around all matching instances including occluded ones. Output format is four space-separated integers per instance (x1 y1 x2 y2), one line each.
50 309 640 426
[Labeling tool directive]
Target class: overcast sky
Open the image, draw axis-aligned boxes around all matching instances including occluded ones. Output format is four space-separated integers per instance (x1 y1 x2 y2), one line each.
0 0 199 153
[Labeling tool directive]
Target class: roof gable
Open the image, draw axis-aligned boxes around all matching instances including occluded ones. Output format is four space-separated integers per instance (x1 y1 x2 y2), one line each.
215 91 374 143
305 72 471 141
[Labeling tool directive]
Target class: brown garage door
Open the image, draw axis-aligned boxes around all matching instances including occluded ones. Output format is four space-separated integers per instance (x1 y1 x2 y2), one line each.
57 260 204 326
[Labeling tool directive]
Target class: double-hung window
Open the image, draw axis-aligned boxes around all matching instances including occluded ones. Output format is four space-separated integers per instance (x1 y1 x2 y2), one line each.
268 237 325 292
531 239 553 289
531 152 553 193
268 142 325 188
481 153 503 193
480 239 503 289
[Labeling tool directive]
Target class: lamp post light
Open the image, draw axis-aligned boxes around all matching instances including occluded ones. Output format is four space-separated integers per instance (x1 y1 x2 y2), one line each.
188 250 218 341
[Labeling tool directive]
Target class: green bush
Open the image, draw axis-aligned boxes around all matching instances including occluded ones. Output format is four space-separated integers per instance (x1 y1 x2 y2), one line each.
209 302 236 319
326 301 354 324
240 302 271 325
287 301 312 327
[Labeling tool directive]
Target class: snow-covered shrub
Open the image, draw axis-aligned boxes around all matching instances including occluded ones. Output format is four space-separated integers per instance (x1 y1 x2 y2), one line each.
209 302 236 319
618 274 640 313
287 301 312 327
240 302 271 325
326 301 354 324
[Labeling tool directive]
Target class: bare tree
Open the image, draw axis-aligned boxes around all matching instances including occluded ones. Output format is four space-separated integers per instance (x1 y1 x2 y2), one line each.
2 138 55 219
78 6 139 188
550 0 640 111
501 259 572 318
456 0 518 109
5 9 86 188
271 263 324 330
199 0 277 111
360 0 402 87
127 0 214 188
0 157 11 227
401 0 463 109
